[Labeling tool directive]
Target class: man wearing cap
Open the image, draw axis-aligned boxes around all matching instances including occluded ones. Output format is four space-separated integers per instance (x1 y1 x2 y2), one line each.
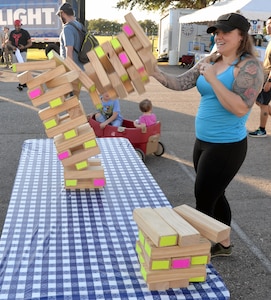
8 20 32 63
56 2 84 70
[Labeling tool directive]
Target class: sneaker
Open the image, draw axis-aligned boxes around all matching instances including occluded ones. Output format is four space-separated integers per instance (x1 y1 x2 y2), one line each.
248 128 267 137
211 243 233 258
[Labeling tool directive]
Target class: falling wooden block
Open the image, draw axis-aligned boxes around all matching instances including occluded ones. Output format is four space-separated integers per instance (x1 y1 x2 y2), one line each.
122 23 135 38
117 32 145 72
133 207 178 247
38 95 80 121
64 165 104 179
110 37 123 54
31 82 74 107
124 12 152 50
126 65 146 94
17 71 33 85
43 115 60 130
174 204 231 243
129 35 143 52
87 50 112 90
13 60 57 73
154 207 200 247
45 70 80 88
89 90 103 110
94 46 115 73
28 85 44 100
108 72 127 98
138 47 157 74
45 114 87 138
118 51 132 68
101 41 129 82
26 65 67 89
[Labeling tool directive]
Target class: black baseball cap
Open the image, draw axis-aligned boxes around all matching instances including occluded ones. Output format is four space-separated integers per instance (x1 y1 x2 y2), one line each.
56 2 74 16
207 13 250 34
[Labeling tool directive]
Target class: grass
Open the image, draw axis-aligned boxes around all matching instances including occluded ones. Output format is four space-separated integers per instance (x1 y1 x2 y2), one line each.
27 35 159 60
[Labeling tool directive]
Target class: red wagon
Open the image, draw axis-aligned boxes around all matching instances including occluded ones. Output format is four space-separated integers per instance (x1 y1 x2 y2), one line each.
88 116 165 161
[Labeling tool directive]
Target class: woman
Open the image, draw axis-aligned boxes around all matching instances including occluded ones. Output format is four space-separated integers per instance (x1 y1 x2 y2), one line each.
151 13 264 257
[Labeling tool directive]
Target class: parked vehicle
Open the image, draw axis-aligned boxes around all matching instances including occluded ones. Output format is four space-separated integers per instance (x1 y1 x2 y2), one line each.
0 0 85 55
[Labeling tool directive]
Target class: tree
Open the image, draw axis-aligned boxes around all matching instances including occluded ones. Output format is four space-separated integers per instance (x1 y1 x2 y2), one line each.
116 0 212 12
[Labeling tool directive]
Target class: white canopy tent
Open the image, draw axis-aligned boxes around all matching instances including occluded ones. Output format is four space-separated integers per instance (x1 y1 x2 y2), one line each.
179 0 271 24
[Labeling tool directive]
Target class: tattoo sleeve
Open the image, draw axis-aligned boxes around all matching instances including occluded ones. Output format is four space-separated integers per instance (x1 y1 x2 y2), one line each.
153 63 201 91
233 59 264 108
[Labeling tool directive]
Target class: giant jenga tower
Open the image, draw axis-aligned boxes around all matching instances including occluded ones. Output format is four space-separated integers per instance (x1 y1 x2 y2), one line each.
13 13 157 190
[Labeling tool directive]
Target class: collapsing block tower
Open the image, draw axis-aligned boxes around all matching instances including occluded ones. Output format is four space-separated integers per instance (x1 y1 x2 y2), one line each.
13 12 157 189
133 205 231 290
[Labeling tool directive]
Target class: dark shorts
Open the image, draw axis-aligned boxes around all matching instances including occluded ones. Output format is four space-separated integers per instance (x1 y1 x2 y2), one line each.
256 89 271 105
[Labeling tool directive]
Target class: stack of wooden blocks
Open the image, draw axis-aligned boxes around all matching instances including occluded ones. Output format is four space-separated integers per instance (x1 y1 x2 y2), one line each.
13 12 157 190
133 204 231 290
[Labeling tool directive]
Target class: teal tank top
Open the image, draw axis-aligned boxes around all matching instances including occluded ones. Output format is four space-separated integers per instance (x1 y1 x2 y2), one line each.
196 64 250 143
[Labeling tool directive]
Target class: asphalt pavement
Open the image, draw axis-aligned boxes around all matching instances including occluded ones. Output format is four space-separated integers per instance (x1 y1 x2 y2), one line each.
0 61 270 300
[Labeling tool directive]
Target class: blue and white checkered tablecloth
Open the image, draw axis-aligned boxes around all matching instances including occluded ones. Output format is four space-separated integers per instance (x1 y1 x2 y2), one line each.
0 138 230 300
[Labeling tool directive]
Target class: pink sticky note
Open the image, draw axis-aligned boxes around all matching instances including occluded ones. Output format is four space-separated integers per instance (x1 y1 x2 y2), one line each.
172 258 190 269
29 88 42 99
58 151 70 160
119 52 129 65
93 178 105 187
123 24 134 36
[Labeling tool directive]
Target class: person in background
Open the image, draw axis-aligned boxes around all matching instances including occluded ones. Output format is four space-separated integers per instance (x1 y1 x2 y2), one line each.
133 99 157 129
249 17 271 137
151 13 263 258
209 32 215 52
94 92 123 129
2 27 12 68
8 19 32 90
56 2 84 70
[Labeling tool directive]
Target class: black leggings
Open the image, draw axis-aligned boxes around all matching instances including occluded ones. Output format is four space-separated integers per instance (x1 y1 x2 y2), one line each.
193 138 247 226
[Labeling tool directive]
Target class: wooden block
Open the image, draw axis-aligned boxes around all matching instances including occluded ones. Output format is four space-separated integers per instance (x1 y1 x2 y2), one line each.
108 72 127 98
31 82 74 107
133 207 178 247
64 177 106 189
101 41 129 82
28 85 44 100
191 255 209 265
89 90 103 109
13 59 57 73
27 65 67 89
127 65 145 94
38 95 80 121
122 78 134 93
124 13 152 50
130 35 143 51
117 32 145 72
122 23 135 38
45 70 80 88
94 46 115 73
63 128 78 140
118 51 132 68
171 257 191 269
141 263 206 284
174 204 231 243
43 115 60 130
147 279 189 291
154 207 200 247
17 71 33 84
55 125 98 159
60 146 100 167
67 101 86 119
138 47 157 74
48 50 95 92
45 114 87 138
49 96 65 108
144 234 211 260
64 165 104 179
87 50 112 90
88 158 102 166
110 37 123 54
84 62 106 94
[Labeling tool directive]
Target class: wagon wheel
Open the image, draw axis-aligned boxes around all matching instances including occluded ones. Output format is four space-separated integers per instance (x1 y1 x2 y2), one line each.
154 142 165 157
135 148 145 162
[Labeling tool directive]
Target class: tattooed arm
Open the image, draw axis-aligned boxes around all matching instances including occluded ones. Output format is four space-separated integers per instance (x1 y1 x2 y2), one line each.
151 61 201 91
202 58 264 116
